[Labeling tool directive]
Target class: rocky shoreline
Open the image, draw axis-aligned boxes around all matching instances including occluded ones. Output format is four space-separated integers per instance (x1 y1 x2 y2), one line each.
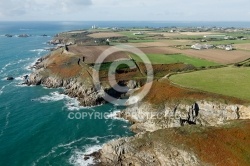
26 56 103 106
25 48 142 107
96 100 250 165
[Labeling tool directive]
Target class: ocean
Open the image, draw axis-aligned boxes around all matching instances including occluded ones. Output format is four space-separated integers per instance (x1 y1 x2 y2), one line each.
0 21 249 166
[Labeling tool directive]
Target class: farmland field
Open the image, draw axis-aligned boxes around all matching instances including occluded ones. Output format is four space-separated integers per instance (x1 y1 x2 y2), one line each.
170 67 250 101
208 39 250 45
234 43 250 51
87 32 125 38
130 53 219 67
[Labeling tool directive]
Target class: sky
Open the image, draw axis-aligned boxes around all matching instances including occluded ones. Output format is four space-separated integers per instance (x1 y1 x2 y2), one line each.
0 0 250 21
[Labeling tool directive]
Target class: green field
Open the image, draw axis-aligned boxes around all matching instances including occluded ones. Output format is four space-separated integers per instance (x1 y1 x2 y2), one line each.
94 60 136 71
130 53 219 67
208 39 250 45
170 67 250 101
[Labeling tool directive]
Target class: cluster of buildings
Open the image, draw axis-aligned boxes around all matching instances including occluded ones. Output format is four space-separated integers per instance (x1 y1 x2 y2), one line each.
216 45 233 51
191 43 233 51
191 44 214 50
204 35 247 40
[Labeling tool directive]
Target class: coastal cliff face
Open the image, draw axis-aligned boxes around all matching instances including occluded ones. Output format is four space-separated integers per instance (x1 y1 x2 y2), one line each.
100 119 250 166
120 101 250 133
29 71 105 106
100 135 203 166
99 100 250 165
27 49 105 106
27 48 143 106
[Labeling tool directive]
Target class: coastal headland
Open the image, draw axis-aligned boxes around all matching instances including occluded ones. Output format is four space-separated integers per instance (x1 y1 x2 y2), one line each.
27 26 250 165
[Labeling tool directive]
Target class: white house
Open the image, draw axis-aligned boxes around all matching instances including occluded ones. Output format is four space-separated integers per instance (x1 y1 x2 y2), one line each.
191 43 214 50
225 45 233 51
133 32 144 35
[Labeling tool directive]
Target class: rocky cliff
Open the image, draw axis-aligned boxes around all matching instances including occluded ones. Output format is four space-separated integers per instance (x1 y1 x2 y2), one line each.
119 101 250 133
27 48 144 106
27 49 104 106
99 100 250 166
100 119 250 166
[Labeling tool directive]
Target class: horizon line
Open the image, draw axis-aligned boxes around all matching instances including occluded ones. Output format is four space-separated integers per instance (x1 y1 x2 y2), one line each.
0 20 250 22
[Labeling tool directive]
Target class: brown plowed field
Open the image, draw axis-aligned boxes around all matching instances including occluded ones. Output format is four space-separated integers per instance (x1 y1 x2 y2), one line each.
68 43 250 65
87 32 124 38
177 49 250 64
136 44 250 64
68 45 130 63
234 43 250 51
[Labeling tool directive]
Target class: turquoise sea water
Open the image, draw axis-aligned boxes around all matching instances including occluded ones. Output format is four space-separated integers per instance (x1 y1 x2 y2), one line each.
0 21 249 166
0 22 134 166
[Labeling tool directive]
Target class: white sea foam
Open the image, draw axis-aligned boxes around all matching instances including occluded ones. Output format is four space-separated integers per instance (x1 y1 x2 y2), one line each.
69 145 102 166
15 76 24 81
33 138 83 166
0 82 13 94
33 136 114 166
106 110 128 122
15 83 34 87
17 58 31 64
0 112 10 137
33 91 85 111
2 59 31 73
0 86 5 95
32 147 57 166
15 74 29 83
2 62 12 71
64 98 85 111
24 57 40 71
33 92 67 103
30 49 46 52
30 49 47 56
86 136 100 144
58 138 84 148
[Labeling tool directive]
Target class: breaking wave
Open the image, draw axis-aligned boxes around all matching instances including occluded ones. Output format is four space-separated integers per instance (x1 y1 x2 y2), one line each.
33 135 120 166
69 145 102 166
32 91 85 111
106 110 128 122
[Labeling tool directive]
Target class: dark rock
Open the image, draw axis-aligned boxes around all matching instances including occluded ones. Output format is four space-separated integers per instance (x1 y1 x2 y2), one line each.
23 75 29 80
18 34 29 38
84 156 90 160
84 151 101 162
41 34 48 37
6 77 14 80
5 34 13 37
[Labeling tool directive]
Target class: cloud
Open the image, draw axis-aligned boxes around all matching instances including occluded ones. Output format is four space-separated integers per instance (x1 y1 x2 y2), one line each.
0 0 249 21
0 0 92 18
